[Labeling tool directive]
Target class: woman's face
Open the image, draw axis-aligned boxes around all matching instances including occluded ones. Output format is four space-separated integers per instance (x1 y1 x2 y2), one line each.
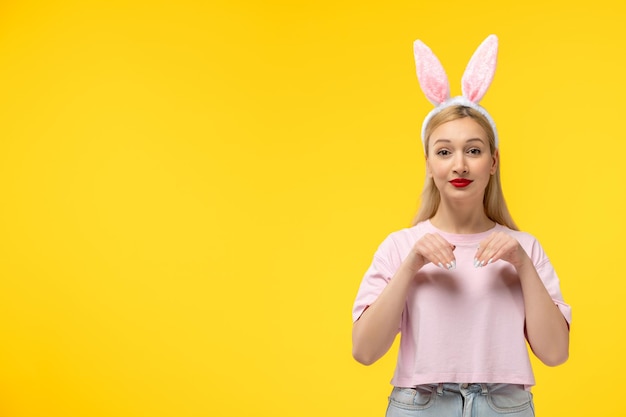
426 117 497 203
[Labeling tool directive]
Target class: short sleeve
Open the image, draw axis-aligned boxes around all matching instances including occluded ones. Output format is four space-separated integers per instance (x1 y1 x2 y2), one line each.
528 238 572 326
352 236 398 323
535 257 572 325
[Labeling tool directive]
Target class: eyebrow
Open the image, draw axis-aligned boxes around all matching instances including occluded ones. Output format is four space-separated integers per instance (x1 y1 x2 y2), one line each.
432 138 486 145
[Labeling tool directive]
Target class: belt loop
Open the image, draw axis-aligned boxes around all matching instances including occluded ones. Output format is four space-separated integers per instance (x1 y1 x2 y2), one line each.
437 383 444 396
480 383 488 395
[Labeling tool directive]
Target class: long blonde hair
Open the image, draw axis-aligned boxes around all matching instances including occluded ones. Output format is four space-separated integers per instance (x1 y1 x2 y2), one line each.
412 105 518 230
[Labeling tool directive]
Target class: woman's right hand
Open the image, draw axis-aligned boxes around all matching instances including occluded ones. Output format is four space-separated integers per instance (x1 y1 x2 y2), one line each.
406 233 456 272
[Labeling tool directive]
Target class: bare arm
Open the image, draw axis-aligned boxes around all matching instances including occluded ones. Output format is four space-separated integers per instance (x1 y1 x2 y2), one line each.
352 261 418 365
516 257 570 366
476 232 569 366
352 233 455 365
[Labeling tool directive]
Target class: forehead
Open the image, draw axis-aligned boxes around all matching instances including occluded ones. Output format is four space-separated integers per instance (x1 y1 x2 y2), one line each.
430 117 488 143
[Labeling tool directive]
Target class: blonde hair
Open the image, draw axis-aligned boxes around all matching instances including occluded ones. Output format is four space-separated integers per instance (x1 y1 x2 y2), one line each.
412 105 518 230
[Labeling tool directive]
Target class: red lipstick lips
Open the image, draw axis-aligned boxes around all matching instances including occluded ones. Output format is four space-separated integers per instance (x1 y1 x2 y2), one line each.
449 178 473 188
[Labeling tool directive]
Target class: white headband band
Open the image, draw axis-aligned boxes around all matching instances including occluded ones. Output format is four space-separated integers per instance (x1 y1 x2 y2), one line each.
413 35 499 151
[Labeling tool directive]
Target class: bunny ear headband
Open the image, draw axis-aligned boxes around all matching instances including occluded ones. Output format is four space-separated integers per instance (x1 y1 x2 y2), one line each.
414 34 499 151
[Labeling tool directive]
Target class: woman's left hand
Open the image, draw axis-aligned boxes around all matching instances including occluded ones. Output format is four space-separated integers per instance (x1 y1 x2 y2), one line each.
475 231 529 270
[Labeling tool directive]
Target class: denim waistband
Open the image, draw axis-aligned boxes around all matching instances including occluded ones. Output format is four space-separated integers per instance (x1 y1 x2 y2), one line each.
422 383 522 396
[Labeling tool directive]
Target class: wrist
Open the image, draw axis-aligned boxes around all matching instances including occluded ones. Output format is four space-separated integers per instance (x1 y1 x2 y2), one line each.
513 254 534 274
402 252 426 275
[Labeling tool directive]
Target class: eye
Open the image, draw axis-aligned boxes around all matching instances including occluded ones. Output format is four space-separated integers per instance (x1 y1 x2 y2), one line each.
436 149 451 156
467 148 482 155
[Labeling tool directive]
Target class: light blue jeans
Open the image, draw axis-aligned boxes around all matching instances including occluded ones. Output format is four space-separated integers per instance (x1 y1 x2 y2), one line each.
386 383 534 417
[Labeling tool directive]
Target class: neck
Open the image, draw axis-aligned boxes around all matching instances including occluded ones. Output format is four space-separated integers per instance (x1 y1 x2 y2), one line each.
430 200 495 234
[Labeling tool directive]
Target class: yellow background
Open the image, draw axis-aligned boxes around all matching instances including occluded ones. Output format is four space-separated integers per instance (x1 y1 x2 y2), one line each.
0 1 623 416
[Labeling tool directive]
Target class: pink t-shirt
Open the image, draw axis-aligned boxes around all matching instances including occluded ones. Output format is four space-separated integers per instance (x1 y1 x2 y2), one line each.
352 220 571 388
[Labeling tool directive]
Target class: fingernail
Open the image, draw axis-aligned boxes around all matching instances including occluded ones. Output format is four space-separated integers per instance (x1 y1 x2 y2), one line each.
446 263 452 270
438 262 444 269
487 258 493 265
473 258 479 268
480 260 485 267
451 260 456 270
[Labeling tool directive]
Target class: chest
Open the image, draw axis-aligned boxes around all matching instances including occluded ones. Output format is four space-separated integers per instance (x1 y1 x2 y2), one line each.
409 245 522 305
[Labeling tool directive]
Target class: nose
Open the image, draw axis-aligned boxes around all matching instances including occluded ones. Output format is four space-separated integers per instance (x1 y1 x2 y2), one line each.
452 154 468 175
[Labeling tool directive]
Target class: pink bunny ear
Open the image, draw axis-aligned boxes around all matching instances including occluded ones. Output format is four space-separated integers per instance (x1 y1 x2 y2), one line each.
413 40 450 106
461 34 498 103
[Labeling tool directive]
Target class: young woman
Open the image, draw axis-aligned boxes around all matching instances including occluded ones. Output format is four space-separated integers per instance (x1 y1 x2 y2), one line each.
351 35 571 417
